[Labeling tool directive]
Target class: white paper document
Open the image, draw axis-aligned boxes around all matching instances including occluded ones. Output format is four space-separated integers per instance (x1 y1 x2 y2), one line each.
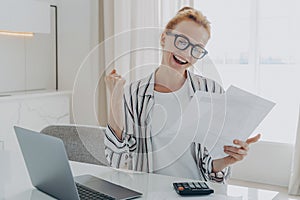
179 85 275 159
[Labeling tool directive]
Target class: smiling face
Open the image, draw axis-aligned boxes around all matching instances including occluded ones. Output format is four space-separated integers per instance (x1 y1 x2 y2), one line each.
160 20 210 72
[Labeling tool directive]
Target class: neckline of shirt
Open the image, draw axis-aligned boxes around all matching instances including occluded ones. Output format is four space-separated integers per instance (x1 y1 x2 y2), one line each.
154 79 188 96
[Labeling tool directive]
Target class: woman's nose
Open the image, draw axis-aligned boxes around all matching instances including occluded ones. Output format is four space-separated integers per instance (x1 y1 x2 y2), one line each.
180 46 193 60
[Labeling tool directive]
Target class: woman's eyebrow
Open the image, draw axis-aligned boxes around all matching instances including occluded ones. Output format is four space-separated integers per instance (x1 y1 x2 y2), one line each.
180 33 205 47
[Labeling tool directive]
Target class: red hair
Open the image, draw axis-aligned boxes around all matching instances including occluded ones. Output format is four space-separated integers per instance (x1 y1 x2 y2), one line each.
165 6 211 38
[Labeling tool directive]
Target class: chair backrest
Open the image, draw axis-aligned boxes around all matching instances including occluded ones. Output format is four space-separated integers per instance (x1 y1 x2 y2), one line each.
40 125 108 166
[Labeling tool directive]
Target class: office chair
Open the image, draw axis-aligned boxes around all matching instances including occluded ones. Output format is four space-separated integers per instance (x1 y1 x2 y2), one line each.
40 125 108 166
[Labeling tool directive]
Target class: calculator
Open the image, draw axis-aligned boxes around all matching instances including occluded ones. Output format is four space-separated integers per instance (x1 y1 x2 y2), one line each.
173 182 214 196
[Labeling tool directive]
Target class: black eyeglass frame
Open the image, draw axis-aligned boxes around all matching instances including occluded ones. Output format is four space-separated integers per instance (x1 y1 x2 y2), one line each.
166 31 208 60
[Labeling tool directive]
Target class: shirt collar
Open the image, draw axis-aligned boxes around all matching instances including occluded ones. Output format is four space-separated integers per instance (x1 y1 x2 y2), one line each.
140 69 196 98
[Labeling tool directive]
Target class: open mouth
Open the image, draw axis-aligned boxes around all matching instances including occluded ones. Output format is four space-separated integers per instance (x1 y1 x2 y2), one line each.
173 54 188 65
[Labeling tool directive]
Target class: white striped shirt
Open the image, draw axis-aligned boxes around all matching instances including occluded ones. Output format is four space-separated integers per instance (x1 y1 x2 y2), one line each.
104 70 231 183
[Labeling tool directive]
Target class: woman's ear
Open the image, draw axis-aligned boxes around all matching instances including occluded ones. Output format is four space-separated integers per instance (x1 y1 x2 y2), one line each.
160 31 166 47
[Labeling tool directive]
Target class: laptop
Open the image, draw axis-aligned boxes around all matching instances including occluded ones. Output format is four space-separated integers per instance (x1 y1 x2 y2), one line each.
14 126 142 200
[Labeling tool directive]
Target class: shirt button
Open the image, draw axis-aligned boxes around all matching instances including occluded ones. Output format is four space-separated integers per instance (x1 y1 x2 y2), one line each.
125 155 128 160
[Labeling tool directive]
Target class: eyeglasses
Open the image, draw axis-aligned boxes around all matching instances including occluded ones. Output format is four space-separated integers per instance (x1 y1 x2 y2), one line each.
166 31 208 60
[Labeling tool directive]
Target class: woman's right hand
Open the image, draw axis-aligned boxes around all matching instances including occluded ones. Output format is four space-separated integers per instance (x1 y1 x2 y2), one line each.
105 69 126 97
105 69 126 139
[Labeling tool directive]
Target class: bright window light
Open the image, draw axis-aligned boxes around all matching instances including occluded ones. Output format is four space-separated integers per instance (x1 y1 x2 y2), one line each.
193 0 300 143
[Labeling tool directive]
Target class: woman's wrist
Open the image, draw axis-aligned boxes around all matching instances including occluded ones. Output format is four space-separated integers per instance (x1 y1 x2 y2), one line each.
212 158 229 173
107 118 123 140
108 99 124 140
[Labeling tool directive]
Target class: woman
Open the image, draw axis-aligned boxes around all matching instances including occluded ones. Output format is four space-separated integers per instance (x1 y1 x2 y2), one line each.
104 7 260 183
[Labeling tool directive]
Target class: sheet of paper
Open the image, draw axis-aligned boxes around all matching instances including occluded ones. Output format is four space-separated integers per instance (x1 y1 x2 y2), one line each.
178 85 275 159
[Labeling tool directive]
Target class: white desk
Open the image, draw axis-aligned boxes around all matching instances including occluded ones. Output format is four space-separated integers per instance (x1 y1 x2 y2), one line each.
4 161 282 200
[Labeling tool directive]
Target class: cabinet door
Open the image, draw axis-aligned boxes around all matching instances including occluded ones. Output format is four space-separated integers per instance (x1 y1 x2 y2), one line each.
0 6 55 94
25 7 56 91
0 36 26 93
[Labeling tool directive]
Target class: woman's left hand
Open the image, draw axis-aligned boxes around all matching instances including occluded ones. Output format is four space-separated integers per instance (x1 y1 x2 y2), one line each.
223 134 261 166
212 134 261 173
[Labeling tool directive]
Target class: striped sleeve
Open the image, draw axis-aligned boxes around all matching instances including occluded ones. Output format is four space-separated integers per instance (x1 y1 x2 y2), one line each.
195 143 231 183
104 125 130 169
104 85 137 169
203 146 231 183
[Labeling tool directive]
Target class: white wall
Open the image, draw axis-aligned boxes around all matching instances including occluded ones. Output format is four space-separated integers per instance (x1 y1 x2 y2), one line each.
230 141 294 187
54 0 100 125
57 0 99 91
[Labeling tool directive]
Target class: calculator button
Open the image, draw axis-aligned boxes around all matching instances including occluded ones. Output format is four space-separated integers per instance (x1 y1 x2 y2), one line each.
199 182 208 189
188 182 196 189
194 182 202 188
178 186 184 191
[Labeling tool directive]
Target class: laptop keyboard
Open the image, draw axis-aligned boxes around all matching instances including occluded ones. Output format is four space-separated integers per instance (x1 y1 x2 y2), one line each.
76 183 116 200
